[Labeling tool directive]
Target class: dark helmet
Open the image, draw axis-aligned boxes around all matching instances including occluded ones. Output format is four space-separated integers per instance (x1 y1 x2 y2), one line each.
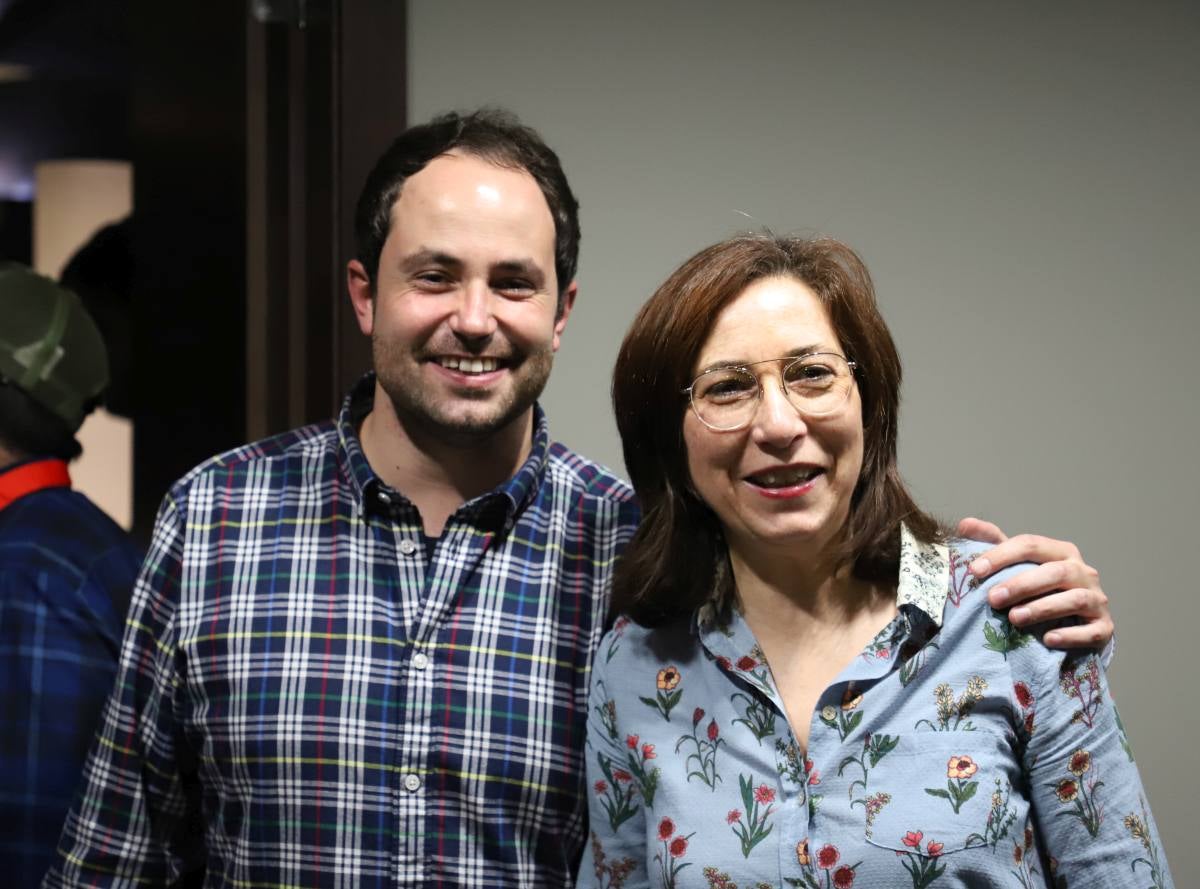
0 262 109 431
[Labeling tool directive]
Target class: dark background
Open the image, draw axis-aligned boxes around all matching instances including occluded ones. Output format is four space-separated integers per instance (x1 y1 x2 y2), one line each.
0 0 405 539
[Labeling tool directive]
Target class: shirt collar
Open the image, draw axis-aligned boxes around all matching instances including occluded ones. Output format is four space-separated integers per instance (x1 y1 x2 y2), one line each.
492 405 550 524
896 522 951 627
335 373 379 513
335 372 550 528
0 458 72 512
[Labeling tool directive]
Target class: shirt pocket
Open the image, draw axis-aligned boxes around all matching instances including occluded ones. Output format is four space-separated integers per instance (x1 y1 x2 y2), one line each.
861 731 1027 857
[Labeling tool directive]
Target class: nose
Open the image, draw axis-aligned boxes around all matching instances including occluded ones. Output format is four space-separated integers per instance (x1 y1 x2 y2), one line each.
749 378 808 446
449 281 497 342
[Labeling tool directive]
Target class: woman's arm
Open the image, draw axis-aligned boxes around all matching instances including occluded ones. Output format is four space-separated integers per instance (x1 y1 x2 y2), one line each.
577 637 652 889
1019 644 1172 887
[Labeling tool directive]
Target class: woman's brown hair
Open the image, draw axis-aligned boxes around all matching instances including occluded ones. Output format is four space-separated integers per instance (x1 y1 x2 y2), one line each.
611 233 943 626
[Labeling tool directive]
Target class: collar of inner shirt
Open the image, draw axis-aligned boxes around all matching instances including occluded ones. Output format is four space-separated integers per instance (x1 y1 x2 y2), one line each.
338 372 549 533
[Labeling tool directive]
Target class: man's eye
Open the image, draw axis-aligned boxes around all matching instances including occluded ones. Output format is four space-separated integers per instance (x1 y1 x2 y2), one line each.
415 271 451 287
495 279 535 296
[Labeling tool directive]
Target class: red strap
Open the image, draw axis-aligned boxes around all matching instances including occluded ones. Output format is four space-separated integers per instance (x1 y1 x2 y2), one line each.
0 459 72 511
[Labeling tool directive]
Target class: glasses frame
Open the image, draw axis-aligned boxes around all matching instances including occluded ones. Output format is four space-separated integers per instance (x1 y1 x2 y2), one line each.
681 352 859 432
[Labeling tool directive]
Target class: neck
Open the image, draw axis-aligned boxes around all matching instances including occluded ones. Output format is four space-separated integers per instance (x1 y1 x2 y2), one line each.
729 537 895 649
358 383 533 536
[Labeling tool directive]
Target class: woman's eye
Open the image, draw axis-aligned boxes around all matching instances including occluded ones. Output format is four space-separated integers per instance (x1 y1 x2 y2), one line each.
789 363 835 385
701 376 756 401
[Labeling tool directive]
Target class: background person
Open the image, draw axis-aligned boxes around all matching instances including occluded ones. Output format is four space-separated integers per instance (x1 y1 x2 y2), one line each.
0 263 142 887
582 234 1169 887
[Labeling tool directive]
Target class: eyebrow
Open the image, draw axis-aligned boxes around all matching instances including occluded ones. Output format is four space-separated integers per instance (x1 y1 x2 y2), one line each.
696 345 828 376
399 248 462 272
491 259 546 284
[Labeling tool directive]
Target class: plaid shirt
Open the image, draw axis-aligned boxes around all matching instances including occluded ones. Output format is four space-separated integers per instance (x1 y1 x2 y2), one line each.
0 462 142 887
46 376 639 888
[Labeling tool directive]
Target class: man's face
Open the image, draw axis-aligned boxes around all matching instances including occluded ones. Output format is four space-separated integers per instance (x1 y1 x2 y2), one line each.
351 151 573 447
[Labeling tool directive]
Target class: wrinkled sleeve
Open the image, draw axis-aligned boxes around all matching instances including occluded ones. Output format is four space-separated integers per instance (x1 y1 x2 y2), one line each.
576 632 650 889
1020 641 1173 887
6 544 138 885
44 494 200 886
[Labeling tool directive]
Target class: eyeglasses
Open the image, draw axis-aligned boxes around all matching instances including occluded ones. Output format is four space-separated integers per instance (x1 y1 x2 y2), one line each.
682 352 858 431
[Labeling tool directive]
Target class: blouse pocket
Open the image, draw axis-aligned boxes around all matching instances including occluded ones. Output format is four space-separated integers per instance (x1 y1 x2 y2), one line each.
861 731 1027 857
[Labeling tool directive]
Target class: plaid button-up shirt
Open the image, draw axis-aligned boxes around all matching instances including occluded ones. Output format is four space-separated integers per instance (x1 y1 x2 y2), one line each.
46 376 640 888
0 463 141 887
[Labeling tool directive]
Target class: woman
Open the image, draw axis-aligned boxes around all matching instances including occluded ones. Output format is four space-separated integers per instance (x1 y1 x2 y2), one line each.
580 235 1171 888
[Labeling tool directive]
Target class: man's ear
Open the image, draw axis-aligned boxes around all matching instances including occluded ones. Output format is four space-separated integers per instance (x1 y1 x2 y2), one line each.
552 280 578 351
347 259 375 336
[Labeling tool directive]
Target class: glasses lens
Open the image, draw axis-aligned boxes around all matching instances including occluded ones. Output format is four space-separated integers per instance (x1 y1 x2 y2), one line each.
782 354 853 414
692 367 758 429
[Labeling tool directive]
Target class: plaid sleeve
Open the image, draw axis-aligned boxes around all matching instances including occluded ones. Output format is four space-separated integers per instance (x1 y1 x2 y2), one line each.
45 493 199 886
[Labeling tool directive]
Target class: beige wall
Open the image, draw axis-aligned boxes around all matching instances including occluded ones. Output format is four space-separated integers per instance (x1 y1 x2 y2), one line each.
33 160 134 529
408 1 1199 879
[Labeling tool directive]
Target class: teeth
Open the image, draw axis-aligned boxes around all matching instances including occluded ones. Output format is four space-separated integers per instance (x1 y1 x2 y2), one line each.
752 467 819 488
438 357 499 374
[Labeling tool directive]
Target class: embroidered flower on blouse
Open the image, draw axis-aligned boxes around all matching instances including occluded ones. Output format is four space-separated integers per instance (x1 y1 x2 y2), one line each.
1068 749 1092 776
657 666 681 690
947 755 979 780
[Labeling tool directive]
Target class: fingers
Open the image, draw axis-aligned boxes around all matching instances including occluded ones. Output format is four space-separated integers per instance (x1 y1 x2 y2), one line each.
956 516 1007 545
1041 617 1115 650
984 561 1101 609
1006 584 1113 649
1001 582 1108 625
966 532 1112 649
968 533 1083 580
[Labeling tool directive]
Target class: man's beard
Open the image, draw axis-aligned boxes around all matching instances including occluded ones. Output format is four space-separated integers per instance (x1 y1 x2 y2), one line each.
373 337 554 448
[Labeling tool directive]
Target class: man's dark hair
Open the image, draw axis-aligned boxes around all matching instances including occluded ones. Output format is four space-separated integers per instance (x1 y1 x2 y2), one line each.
0 382 84 462
354 109 581 309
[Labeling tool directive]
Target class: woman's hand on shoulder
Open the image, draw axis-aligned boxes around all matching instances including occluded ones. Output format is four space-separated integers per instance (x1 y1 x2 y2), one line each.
956 516 1112 649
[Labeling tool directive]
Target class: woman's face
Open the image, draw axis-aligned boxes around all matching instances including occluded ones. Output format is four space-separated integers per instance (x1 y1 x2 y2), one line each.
683 275 864 560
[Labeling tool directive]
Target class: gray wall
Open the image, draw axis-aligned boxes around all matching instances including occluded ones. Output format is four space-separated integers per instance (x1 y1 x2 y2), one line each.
409 1 1198 878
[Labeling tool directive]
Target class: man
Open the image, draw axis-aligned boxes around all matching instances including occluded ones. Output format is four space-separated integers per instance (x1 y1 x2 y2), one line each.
0 264 142 886
46 110 1111 887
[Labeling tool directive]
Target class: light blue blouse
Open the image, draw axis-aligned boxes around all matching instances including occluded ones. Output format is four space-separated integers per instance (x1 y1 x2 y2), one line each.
579 529 1171 888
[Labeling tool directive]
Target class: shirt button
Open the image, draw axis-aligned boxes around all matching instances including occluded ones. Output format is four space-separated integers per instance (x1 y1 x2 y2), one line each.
403 773 421 792
377 491 391 505
411 652 429 670
398 539 418 556
820 705 837 721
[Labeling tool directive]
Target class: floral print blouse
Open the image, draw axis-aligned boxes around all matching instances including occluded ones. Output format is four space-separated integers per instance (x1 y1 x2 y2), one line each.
579 528 1172 888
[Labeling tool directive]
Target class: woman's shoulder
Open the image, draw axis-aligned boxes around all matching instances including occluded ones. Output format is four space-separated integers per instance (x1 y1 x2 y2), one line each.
941 536 1036 621
939 537 1080 678
595 614 702 681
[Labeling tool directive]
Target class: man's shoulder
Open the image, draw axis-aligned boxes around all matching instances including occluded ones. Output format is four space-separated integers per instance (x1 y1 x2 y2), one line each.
169 420 340 498
0 488 141 593
545 441 636 505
